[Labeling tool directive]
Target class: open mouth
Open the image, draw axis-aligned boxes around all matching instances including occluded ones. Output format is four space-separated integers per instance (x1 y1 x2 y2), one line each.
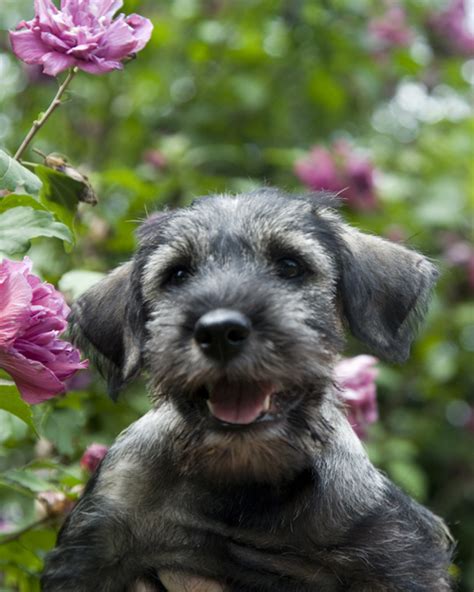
201 379 279 426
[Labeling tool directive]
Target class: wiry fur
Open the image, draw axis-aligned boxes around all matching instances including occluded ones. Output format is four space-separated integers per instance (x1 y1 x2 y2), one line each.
42 190 453 592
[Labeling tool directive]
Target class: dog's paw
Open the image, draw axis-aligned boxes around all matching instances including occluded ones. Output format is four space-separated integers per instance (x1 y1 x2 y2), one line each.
159 570 226 592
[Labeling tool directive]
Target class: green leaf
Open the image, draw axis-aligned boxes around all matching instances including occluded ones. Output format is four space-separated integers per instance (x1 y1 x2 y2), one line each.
0 541 43 570
19 527 56 551
0 194 45 214
33 164 86 233
2 468 57 494
42 407 86 456
0 149 43 195
0 206 72 255
0 382 36 432
0 478 36 498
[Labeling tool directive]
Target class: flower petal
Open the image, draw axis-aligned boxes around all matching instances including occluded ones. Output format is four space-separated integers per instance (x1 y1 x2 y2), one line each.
77 56 123 74
34 0 60 28
96 16 137 59
93 0 123 18
40 51 77 76
43 340 89 381
40 31 71 51
125 14 153 52
80 443 108 472
67 42 99 58
61 0 122 23
9 29 51 64
0 349 65 404
0 262 32 346
294 148 344 193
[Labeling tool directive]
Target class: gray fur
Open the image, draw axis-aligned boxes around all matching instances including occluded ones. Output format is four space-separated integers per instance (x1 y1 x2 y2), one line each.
42 190 452 592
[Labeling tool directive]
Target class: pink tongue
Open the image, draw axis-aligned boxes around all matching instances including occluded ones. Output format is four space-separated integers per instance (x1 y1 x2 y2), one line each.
208 381 273 425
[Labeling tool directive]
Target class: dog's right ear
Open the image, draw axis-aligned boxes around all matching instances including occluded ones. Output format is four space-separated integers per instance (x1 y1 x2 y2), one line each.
68 262 145 400
336 226 439 363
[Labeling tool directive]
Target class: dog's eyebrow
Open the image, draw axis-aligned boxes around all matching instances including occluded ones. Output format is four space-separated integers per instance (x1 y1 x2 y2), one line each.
141 244 189 292
260 228 337 275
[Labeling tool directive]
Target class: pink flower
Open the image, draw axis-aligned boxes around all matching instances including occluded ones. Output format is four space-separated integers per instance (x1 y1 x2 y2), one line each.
80 443 108 472
294 141 378 210
428 0 474 56
368 5 414 49
143 149 167 171
9 0 153 77
466 407 474 433
444 240 474 292
335 355 379 439
294 147 344 195
442 233 474 292
0 517 14 532
0 257 88 404
65 368 92 391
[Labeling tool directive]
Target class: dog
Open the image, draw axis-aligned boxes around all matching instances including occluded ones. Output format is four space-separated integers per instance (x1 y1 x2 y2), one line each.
42 189 453 591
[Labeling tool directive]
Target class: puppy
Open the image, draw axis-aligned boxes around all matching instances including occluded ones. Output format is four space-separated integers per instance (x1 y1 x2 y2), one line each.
42 190 453 591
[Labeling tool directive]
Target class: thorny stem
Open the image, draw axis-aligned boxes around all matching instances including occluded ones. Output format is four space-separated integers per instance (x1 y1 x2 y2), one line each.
13 67 78 161
0 516 50 545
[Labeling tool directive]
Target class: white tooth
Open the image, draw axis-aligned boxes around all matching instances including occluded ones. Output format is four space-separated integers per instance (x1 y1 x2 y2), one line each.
262 395 271 412
207 400 215 415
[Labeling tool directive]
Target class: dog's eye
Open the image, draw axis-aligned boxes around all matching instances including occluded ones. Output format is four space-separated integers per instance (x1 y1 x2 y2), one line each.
275 257 306 279
165 265 192 286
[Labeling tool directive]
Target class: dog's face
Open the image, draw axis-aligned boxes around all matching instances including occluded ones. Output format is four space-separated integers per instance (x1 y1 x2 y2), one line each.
71 190 437 482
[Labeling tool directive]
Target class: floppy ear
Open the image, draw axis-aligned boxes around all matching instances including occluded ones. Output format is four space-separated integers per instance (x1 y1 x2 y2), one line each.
338 227 439 363
68 262 145 399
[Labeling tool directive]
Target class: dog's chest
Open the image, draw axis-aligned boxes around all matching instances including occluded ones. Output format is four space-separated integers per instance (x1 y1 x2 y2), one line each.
137 476 342 591
146 512 340 591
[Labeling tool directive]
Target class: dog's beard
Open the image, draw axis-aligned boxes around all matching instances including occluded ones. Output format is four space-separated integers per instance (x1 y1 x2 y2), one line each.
144 309 341 483
149 372 332 483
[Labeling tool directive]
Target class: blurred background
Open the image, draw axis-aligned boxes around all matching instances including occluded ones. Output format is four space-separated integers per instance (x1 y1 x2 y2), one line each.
0 0 473 590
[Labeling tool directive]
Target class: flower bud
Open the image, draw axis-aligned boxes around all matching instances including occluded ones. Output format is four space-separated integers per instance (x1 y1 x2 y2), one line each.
80 443 109 473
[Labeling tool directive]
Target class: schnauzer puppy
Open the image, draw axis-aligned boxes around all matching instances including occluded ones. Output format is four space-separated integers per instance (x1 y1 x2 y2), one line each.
42 189 453 592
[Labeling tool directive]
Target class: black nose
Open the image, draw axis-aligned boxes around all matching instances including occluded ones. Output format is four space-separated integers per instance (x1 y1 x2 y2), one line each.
194 309 251 362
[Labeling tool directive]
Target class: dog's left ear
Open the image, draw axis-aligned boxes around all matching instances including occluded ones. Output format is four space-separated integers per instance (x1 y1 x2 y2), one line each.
338 226 438 363
69 262 145 399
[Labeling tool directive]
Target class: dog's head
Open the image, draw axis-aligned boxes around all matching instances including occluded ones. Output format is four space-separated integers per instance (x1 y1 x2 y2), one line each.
71 190 437 481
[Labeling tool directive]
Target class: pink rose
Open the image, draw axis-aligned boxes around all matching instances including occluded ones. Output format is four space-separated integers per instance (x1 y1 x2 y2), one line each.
441 233 474 292
294 141 378 210
368 5 414 49
0 257 88 404
335 355 379 439
143 149 167 171
0 517 14 532
428 0 474 57
294 147 345 195
80 443 109 473
9 0 153 77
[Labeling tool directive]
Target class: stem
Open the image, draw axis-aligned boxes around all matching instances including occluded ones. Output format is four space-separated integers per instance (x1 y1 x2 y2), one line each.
0 517 50 545
14 68 78 161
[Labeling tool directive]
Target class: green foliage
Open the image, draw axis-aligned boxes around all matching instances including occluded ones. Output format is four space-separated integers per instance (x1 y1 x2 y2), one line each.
0 0 473 590
33 164 90 233
0 207 72 255
0 150 42 196
0 382 35 432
